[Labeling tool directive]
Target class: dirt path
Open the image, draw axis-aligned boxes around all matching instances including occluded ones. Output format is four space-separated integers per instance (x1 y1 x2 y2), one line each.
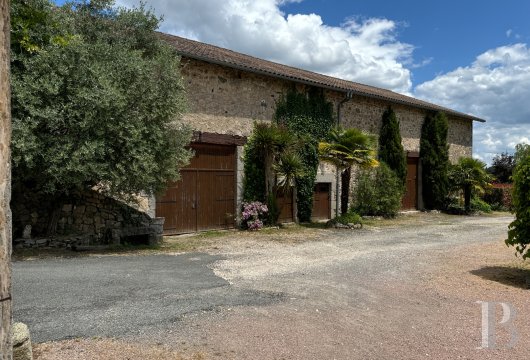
31 214 529 359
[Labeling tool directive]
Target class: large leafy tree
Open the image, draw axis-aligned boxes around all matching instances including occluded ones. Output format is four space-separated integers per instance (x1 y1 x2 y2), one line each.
379 107 406 187
319 127 379 215
449 157 493 213
506 144 530 259
420 112 450 210
488 152 515 183
11 0 192 204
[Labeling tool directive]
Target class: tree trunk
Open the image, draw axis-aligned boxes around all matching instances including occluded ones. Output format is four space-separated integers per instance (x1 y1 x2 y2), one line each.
0 0 12 356
292 185 298 223
341 167 351 215
264 153 274 199
464 185 472 213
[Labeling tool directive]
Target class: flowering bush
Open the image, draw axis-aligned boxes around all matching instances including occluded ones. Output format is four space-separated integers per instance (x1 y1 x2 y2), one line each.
241 201 268 230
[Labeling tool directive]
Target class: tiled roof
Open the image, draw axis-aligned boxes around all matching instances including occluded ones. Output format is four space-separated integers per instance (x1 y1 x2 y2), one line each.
159 32 485 122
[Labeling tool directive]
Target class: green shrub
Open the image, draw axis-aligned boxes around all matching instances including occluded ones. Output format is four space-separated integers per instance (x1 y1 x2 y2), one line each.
445 196 466 215
482 185 513 211
445 195 492 214
470 197 492 213
242 129 266 203
506 144 530 259
353 162 404 218
328 209 363 227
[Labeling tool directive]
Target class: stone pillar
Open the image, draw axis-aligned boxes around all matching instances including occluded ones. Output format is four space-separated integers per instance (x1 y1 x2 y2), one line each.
0 0 12 358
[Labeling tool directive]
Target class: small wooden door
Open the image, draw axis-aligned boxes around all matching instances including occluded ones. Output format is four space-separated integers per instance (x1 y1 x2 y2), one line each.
276 190 294 223
312 183 331 220
401 157 418 210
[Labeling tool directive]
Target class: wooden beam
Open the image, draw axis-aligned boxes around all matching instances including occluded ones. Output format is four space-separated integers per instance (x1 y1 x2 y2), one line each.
192 131 247 146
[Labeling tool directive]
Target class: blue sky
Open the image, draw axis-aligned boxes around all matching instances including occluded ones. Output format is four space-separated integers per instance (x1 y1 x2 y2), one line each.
55 0 530 163
282 0 530 87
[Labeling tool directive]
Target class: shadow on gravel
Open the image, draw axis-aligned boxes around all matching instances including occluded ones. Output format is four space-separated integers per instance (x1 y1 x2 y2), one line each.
470 266 530 289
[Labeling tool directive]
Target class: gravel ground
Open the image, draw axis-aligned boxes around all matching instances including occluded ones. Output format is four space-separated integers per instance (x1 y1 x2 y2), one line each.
15 213 529 359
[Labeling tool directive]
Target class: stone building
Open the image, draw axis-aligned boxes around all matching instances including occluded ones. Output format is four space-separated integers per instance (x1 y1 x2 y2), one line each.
0 0 12 357
152 33 484 234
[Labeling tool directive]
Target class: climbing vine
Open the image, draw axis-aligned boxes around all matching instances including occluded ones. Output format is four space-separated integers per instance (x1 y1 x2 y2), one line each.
242 87 334 222
275 88 334 222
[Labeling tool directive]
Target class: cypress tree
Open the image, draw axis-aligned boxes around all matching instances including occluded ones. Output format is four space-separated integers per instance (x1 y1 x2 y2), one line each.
420 112 450 210
379 107 407 187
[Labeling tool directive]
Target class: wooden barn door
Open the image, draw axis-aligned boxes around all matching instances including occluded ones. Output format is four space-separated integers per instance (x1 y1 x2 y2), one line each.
401 157 419 210
156 143 236 234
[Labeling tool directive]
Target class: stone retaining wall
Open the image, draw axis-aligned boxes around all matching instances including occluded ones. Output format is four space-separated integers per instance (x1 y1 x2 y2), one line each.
13 190 163 248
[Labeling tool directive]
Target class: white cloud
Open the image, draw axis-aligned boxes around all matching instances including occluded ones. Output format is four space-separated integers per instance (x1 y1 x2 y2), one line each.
118 0 414 93
506 29 513 38
415 43 530 164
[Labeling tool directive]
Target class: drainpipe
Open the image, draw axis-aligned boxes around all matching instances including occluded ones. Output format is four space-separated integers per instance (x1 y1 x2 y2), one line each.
335 91 353 217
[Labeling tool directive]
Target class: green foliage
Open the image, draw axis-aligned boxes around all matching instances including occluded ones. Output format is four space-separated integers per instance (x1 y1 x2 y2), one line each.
448 157 493 213
11 0 192 201
329 209 363 227
243 122 305 224
470 197 492 213
295 140 319 222
482 186 513 211
274 151 305 190
319 127 379 214
488 152 515 183
266 193 280 225
242 133 266 203
514 143 530 163
420 112 450 210
275 88 334 140
353 162 404 218
319 127 379 170
379 107 407 186
506 145 530 259
446 194 492 214
274 88 334 222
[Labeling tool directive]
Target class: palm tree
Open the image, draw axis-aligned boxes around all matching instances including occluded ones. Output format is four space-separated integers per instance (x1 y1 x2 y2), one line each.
449 157 493 213
274 151 306 223
319 127 379 215
253 123 297 199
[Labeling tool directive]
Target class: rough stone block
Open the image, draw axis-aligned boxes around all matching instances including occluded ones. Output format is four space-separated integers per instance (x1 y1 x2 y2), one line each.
12 322 33 360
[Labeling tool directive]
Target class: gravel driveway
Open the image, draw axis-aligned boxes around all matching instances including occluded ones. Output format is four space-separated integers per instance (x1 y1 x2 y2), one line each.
13 214 529 359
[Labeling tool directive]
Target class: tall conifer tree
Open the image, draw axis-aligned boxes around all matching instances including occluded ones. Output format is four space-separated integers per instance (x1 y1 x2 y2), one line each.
379 107 407 187
420 112 450 209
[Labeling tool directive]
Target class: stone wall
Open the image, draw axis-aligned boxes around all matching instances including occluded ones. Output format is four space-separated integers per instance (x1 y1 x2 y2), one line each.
0 0 12 357
13 190 163 249
180 57 473 162
175 57 474 216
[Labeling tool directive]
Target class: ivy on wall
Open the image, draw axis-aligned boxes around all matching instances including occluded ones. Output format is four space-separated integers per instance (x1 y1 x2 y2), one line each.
243 87 334 222
276 88 334 222
242 135 266 203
